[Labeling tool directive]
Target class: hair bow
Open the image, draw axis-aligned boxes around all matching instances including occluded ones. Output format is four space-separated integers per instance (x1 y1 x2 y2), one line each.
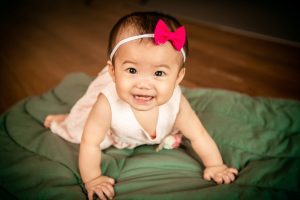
154 19 186 51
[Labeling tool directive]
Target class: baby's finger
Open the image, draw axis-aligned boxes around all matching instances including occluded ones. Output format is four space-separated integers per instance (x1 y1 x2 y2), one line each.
88 190 94 200
94 187 107 200
43 116 51 128
203 172 212 181
226 172 236 182
102 177 115 185
213 174 223 184
101 184 114 199
221 173 231 184
227 168 238 175
106 183 115 197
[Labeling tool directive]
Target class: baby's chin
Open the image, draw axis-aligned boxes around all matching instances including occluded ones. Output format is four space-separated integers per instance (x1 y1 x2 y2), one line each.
128 100 158 112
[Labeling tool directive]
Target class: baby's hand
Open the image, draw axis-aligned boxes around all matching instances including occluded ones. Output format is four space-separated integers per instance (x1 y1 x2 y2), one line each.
84 175 115 200
203 164 238 184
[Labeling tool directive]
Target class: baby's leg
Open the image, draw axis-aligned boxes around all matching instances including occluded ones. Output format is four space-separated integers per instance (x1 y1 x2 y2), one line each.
44 114 68 128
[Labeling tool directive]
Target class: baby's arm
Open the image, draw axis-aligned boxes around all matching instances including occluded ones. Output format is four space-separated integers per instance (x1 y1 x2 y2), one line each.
79 94 115 200
175 95 238 184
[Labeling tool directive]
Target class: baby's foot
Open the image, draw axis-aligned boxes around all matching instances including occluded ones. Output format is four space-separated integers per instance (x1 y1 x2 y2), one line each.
44 114 68 128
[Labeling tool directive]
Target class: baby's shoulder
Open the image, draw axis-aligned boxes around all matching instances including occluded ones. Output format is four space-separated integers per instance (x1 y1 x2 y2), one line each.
93 93 111 113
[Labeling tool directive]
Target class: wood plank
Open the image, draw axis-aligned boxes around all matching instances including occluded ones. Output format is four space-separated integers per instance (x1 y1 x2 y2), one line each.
0 0 299 113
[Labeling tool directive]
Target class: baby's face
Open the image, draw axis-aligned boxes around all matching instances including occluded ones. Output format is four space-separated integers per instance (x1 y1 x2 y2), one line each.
108 39 185 111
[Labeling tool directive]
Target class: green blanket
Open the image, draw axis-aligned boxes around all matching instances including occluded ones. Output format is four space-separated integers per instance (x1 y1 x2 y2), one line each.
1 73 299 199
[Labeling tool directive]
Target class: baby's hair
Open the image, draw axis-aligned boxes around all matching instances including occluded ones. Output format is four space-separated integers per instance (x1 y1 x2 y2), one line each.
107 11 189 62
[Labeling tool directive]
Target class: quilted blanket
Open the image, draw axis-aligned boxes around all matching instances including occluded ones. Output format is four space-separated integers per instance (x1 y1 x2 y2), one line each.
1 73 299 199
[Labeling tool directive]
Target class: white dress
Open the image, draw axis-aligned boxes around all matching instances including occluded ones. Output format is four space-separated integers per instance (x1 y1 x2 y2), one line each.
50 66 182 149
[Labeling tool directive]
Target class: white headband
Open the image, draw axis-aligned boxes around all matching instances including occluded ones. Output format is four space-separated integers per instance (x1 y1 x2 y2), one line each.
109 34 186 62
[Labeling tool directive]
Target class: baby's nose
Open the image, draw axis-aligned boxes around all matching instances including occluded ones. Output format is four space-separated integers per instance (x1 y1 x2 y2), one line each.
135 75 152 90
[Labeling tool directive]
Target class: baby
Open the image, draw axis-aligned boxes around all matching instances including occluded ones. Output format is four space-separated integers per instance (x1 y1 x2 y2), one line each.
44 11 238 200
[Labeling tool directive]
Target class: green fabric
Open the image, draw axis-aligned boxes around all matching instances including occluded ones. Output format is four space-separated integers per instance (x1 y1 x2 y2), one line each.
0 73 299 199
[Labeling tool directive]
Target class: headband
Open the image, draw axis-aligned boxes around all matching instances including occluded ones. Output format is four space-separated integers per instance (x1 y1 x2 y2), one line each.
109 19 186 62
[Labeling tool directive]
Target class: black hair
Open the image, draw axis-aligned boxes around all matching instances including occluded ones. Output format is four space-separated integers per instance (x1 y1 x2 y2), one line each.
107 11 189 60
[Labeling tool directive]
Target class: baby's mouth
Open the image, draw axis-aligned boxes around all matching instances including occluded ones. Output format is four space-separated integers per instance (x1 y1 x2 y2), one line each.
133 95 154 102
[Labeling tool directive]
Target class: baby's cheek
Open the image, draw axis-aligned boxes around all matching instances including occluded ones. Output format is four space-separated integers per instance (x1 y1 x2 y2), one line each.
157 86 175 102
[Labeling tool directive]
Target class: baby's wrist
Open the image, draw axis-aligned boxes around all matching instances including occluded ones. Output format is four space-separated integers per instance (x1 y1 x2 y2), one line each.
205 163 226 168
84 174 102 185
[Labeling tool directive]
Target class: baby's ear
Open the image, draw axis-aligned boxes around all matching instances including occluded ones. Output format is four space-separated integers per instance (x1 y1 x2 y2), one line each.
176 67 186 85
107 60 116 82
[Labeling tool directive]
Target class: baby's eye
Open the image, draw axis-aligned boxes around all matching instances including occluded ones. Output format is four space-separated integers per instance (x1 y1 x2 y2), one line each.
154 71 166 77
127 68 137 74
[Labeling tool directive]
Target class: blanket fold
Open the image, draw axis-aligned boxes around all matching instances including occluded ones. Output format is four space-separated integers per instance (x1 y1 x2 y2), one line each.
0 73 299 199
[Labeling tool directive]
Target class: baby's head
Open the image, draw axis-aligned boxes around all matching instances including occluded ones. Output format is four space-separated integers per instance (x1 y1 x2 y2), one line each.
106 12 188 111
107 11 189 67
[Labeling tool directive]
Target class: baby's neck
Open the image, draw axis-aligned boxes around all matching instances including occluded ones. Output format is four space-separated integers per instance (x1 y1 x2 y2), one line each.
131 106 159 138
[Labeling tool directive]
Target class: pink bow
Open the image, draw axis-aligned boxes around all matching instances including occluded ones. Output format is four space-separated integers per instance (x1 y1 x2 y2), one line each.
154 19 186 51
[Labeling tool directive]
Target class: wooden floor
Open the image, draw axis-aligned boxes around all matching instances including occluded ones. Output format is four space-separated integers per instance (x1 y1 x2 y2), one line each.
1 0 300 114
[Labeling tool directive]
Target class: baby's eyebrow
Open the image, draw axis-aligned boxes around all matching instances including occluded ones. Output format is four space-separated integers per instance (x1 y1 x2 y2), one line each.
154 64 171 70
122 60 138 65
121 60 171 70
